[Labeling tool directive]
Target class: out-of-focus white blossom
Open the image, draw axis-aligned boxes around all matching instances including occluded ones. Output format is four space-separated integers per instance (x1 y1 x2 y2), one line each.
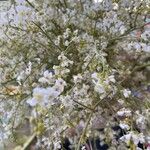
123 89 131 98
120 132 145 145
0 0 150 148
94 83 105 94
38 70 54 84
119 122 130 130
107 75 116 83
117 108 131 117
54 141 61 150
54 78 67 93
27 87 49 106
73 74 83 84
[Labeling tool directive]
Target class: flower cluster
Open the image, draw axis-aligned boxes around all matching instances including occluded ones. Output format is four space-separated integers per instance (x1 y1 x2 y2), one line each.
0 0 150 149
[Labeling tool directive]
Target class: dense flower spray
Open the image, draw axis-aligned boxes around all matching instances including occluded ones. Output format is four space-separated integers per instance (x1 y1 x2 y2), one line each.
0 0 150 149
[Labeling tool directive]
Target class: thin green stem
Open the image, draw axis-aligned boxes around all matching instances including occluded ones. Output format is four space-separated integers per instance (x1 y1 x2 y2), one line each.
76 91 111 150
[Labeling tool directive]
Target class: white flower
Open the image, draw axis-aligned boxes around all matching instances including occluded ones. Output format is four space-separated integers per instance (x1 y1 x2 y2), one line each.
117 99 124 105
46 87 60 103
141 30 150 41
123 89 131 98
91 72 98 79
25 61 32 75
94 0 103 3
38 70 54 84
26 98 37 106
63 32 69 39
58 52 66 60
55 78 67 87
58 53 73 67
54 141 61 150
60 95 73 107
27 85 63 106
54 35 61 46
63 28 71 39
17 71 25 84
53 78 67 93
143 45 150 53
94 83 105 94
81 146 86 150
27 87 49 106
120 132 145 145
120 132 131 143
53 65 60 75
91 72 99 84
61 60 72 67
91 72 106 94
119 122 130 130
38 77 48 84
73 29 78 35
107 75 116 83
54 39 60 46
113 3 119 10
72 36 80 43
136 113 146 130
80 84 90 96
120 25 126 34
61 68 70 74
117 108 131 117
64 40 69 46
73 74 83 83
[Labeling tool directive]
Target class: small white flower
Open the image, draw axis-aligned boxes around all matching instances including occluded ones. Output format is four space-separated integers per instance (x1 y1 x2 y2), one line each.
53 78 67 93
136 113 146 130
27 87 49 106
94 83 105 94
141 30 150 41
38 70 54 84
17 71 25 83
54 141 61 150
55 35 61 45
61 68 70 74
73 74 83 83
107 75 116 83
81 146 86 150
64 40 69 46
117 99 124 105
38 77 48 84
113 3 119 10
143 45 150 53
73 29 78 35
119 122 130 130
26 98 37 106
53 65 60 75
120 133 131 143
47 87 60 102
120 132 145 145
58 52 66 60
117 108 131 117
54 39 60 46
60 95 72 107
25 61 32 75
119 26 126 34
94 0 103 3
72 36 80 42
61 61 70 67
123 89 131 98
63 32 69 39
91 72 98 79
55 78 67 87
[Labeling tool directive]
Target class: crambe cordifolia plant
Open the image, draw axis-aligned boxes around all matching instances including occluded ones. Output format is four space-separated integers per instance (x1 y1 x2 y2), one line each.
0 0 150 149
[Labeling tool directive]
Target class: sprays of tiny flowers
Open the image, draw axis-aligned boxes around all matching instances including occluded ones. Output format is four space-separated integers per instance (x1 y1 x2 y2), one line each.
0 0 150 149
